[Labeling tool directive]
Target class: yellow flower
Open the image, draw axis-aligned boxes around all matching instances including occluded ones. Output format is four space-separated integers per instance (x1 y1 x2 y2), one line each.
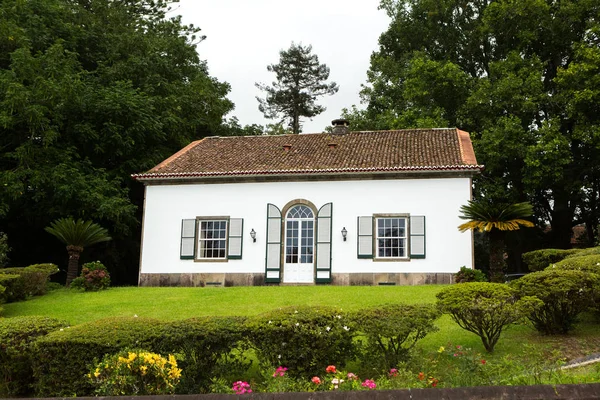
94 368 101 378
128 352 137 361
140 365 148 375
438 346 445 353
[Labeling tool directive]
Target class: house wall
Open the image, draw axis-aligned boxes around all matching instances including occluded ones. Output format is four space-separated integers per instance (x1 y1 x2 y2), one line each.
139 177 474 286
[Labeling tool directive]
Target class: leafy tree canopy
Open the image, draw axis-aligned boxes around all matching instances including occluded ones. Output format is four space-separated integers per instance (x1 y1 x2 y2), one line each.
256 43 339 134
0 0 233 281
348 0 600 249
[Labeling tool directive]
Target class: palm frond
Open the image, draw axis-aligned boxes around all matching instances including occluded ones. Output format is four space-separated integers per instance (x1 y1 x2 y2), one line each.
458 201 534 233
45 218 111 247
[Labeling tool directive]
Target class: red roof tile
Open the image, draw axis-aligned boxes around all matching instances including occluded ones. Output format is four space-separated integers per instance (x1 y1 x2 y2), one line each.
132 128 483 181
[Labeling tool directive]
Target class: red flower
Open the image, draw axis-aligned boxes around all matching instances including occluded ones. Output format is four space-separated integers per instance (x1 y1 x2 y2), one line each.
418 372 425 381
481 359 486 364
431 378 439 387
326 365 337 374
311 376 321 385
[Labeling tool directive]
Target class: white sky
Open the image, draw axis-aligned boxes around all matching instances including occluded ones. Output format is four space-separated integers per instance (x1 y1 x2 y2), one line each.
173 0 390 133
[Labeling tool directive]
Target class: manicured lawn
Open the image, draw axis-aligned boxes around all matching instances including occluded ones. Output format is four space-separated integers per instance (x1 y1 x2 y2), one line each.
3 285 600 361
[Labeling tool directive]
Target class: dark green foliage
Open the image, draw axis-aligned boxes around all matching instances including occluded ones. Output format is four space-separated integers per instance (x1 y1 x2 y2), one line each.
0 232 9 266
437 283 542 352
31 317 165 396
565 247 600 259
522 248 581 271
0 316 68 397
45 218 111 248
511 269 600 334
156 317 248 394
70 261 111 291
246 306 356 378
0 274 25 302
455 266 488 283
256 43 338 134
30 316 248 396
0 264 58 297
350 304 439 370
0 0 234 284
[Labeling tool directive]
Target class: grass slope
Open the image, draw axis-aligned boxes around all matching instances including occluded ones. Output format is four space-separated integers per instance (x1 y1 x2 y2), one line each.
3 285 599 361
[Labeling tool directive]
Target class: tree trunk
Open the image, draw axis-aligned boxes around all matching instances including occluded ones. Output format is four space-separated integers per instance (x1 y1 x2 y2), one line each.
488 230 505 283
66 245 83 286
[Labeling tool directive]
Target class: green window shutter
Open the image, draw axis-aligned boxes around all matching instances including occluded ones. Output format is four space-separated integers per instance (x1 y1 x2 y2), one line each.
357 216 373 258
228 218 243 259
265 204 282 283
316 203 333 284
410 215 426 258
180 219 196 259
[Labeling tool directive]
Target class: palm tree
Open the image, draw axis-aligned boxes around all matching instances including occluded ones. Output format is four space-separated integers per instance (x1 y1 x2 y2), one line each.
458 201 534 283
45 218 111 286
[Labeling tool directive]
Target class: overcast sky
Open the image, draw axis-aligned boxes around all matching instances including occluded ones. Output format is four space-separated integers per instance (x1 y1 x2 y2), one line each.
173 1 391 133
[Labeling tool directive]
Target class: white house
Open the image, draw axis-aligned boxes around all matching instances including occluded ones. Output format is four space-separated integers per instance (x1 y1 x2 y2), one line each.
132 121 482 286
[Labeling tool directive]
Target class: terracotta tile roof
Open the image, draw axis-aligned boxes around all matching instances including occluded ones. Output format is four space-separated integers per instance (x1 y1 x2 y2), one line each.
132 128 483 181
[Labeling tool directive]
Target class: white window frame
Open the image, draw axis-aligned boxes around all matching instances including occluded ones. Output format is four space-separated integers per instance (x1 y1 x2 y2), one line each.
374 214 409 261
196 217 229 262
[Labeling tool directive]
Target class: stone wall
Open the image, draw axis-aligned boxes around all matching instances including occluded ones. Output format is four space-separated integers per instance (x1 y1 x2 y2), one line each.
138 273 454 286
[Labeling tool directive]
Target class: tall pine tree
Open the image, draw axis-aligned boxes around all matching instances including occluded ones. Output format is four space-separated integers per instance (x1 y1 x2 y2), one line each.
256 43 338 134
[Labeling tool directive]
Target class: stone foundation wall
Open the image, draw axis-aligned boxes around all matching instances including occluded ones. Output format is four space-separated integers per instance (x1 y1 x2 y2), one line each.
138 272 454 287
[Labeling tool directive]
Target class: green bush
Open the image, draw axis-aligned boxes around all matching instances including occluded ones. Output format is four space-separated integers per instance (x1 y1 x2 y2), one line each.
70 261 110 291
436 283 542 352
155 317 248 394
31 317 165 396
549 254 600 274
564 246 600 258
30 316 248 396
246 306 356 378
89 349 181 396
350 304 440 371
455 266 488 283
511 269 600 334
0 316 68 397
0 264 58 297
0 232 9 267
522 248 580 272
0 274 25 302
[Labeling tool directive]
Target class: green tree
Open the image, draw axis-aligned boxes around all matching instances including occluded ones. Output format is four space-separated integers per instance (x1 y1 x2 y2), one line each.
436 282 542 352
45 218 111 286
256 43 339 134
458 201 534 282
0 0 233 282
350 0 600 250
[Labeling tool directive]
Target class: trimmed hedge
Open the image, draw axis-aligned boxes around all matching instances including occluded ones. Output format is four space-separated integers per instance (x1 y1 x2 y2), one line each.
0 274 24 303
565 246 600 258
455 266 488 283
30 316 248 397
550 254 600 274
522 248 580 272
246 305 356 378
350 304 440 370
0 264 58 301
0 316 68 397
511 269 600 334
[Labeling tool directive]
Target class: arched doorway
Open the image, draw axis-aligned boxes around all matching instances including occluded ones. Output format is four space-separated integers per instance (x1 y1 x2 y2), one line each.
283 204 315 283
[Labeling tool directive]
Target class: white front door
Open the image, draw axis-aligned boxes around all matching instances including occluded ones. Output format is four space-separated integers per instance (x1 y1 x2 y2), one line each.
283 205 315 283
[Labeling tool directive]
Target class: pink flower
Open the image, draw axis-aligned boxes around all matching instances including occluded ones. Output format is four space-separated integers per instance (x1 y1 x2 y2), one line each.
311 376 321 385
326 365 337 374
361 379 376 389
273 366 288 377
232 381 252 394
347 372 358 380
389 368 398 377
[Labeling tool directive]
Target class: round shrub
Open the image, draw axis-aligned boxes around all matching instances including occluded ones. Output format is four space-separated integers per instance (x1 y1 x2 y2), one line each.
564 246 600 259
70 261 110 291
0 274 24 302
350 304 440 370
549 254 600 274
511 269 600 334
455 266 488 283
436 283 541 352
246 306 356 378
0 264 58 297
89 349 181 396
0 316 68 397
522 248 580 272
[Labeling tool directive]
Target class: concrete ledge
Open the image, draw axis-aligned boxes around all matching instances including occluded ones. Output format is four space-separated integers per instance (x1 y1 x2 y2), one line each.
139 273 454 287
32 383 600 399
